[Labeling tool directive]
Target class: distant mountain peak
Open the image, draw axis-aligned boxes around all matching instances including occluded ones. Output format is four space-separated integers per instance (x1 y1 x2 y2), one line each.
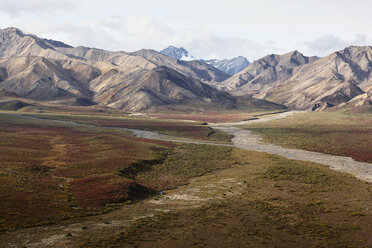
1 27 22 33
0 26 73 51
337 45 372 57
160 45 250 75
202 56 250 75
0 27 25 37
160 46 197 61
289 49 301 54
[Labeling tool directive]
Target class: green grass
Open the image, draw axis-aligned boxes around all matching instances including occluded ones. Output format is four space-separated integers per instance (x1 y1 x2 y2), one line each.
136 144 236 189
262 156 336 188
243 111 372 162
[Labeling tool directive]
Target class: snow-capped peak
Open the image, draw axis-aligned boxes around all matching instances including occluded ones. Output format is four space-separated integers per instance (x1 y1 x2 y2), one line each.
160 46 197 61
160 46 250 75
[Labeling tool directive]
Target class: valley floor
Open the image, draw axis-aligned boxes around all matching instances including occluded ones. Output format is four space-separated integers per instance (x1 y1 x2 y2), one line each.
0 110 371 247
2 149 371 247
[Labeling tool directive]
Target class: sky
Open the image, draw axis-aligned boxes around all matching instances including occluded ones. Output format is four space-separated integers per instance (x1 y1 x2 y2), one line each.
1 0 372 61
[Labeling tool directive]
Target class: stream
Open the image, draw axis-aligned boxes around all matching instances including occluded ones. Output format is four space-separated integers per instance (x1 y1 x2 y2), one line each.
210 111 372 182
3 111 372 182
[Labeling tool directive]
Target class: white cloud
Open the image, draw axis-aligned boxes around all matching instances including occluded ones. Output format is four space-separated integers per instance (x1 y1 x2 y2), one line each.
96 18 284 60
1 1 372 61
15 16 284 61
297 34 372 57
0 0 74 16
2 1 372 60
172 27 283 60
11 14 372 61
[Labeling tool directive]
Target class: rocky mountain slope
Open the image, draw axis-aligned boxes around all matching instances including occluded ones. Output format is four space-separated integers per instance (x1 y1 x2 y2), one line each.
2 27 372 112
334 87 372 113
0 27 243 111
221 50 318 95
0 28 229 83
257 46 372 110
92 66 236 111
0 56 95 105
160 46 250 75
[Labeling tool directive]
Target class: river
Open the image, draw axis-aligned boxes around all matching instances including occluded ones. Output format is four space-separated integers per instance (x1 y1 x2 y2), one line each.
3 111 372 182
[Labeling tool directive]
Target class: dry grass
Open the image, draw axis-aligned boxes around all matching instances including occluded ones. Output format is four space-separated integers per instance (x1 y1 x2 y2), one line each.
86 150 372 248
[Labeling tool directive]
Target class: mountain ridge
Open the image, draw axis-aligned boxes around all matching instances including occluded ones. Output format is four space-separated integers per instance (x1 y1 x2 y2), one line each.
256 46 372 110
159 46 250 75
221 50 318 95
1 27 371 112
0 27 260 112
202 56 250 75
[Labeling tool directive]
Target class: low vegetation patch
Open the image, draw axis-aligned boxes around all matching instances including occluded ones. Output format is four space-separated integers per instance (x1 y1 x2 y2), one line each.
86 150 372 248
0 114 173 231
136 144 236 189
69 175 156 208
118 147 170 179
263 162 331 186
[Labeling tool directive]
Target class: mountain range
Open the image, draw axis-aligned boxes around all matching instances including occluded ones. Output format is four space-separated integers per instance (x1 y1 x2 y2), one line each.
220 51 318 95
0 27 371 113
220 48 372 112
0 27 277 112
255 46 372 110
202 56 250 75
160 46 250 75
